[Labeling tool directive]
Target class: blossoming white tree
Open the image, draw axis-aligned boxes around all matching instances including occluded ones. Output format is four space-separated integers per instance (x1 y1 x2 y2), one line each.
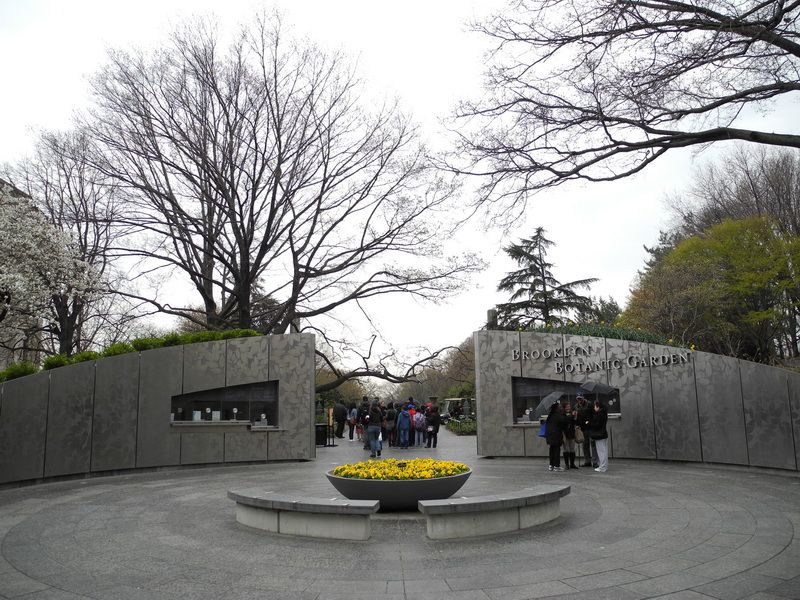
0 178 96 361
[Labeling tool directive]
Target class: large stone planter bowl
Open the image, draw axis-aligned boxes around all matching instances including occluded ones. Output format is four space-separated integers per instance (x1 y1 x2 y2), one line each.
326 470 471 511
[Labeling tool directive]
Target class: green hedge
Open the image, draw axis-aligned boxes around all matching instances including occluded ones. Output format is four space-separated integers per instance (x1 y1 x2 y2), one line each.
43 354 71 370
102 342 136 357
446 418 477 436
529 323 686 347
0 361 39 382
3 328 263 380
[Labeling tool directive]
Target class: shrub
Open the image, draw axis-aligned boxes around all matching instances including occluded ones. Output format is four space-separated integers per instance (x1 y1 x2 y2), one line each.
160 332 183 347
446 419 478 436
102 342 136 357
529 323 682 347
0 361 39 381
221 328 260 340
71 351 101 363
43 354 71 370
131 337 163 352
180 330 224 345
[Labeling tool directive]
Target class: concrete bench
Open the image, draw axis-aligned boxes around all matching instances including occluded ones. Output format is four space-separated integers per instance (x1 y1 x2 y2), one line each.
227 489 379 540
418 484 570 539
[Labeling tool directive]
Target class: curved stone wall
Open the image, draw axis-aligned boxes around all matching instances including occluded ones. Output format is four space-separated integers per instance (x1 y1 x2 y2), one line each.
474 330 800 471
0 334 315 485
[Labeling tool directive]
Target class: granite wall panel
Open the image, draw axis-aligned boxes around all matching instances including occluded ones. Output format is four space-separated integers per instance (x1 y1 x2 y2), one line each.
518 332 564 381
606 339 656 459
136 346 182 468
92 352 140 472
0 335 316 485
475 330 524 456
44 361 95 478
183 340 226 394
561 334 608 385
788 371 800 471
694 351 748 466
226 336 270 386
523 426 548 457
180 432 224 464
224 431 269 462
649 343 701 462
267 334 315 461
740 360 794 470
0 373 49 484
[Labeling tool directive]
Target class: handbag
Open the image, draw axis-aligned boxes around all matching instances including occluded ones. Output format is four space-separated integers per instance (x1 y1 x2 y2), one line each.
538 422 547 438
575 426 585 444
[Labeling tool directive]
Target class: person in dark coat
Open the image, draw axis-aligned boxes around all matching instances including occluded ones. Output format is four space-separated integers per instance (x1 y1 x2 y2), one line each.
358 398 370 449
576 395 595 467
545 402 566 471
333 400 348 438
366 402 383 458
590 400 609 472
562 401 578 469
425 406 441 448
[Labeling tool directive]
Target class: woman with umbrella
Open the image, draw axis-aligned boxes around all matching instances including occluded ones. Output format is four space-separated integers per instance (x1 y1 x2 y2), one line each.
545 402 568 472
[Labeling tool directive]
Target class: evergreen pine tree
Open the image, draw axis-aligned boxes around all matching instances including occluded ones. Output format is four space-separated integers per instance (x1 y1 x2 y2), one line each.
496 228 597 329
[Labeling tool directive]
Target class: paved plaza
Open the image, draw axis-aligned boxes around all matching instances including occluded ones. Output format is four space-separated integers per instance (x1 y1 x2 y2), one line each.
0 430 798 600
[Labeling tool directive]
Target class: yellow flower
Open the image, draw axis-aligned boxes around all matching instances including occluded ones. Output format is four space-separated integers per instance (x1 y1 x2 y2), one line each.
332 458 470 480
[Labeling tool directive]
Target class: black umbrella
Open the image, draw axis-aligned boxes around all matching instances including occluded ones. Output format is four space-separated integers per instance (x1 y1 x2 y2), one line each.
578 381 617 396
532 391 564 420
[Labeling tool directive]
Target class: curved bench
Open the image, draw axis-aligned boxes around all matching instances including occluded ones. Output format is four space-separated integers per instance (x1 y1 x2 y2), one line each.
418 484 570 539
228 489 379 540
228 484 569 541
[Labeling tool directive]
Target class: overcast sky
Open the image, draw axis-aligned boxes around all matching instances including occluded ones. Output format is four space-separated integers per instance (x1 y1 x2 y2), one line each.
2 0 798 361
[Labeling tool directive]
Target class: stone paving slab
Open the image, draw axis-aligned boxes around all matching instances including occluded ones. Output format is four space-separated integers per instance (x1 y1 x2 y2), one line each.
0 430 798 599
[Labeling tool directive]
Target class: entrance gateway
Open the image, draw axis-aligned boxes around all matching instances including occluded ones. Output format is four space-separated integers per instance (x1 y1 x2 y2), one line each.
2 330 799 487
474 330 800 471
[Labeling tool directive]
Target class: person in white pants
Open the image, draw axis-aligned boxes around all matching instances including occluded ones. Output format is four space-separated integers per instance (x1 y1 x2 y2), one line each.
590 400 609 473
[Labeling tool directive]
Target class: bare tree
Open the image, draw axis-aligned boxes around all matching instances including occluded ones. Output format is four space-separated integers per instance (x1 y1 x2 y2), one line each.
674 148 800 236
313 334 459 394
86 15 480 339
452 0 800 216
7 130 138 356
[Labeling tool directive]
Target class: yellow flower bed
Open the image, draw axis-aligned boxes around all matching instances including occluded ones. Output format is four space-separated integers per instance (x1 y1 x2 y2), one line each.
332 458 470 480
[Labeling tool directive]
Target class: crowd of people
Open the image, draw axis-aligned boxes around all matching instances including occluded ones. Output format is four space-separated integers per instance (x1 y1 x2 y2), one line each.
332 397 442 458
332 393 610 471
543 394 609 473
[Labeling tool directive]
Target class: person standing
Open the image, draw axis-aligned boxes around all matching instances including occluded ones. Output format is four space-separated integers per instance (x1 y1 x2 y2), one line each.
358 398 370 450
333 400 348 439
576 395 595 467
413 407 427 447
385 402 397 447
545 402 566 471
590 400 609 472
408 401 417 447
366 402 383 459
347 402 358 441
425 406 441 448
396 403 412 449
562 401 578 469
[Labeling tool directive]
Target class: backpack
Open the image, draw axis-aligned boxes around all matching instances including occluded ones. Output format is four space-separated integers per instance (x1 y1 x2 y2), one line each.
413 412 426 430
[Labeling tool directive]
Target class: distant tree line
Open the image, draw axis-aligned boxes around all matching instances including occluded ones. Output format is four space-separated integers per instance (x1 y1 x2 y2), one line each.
621 149 800 364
